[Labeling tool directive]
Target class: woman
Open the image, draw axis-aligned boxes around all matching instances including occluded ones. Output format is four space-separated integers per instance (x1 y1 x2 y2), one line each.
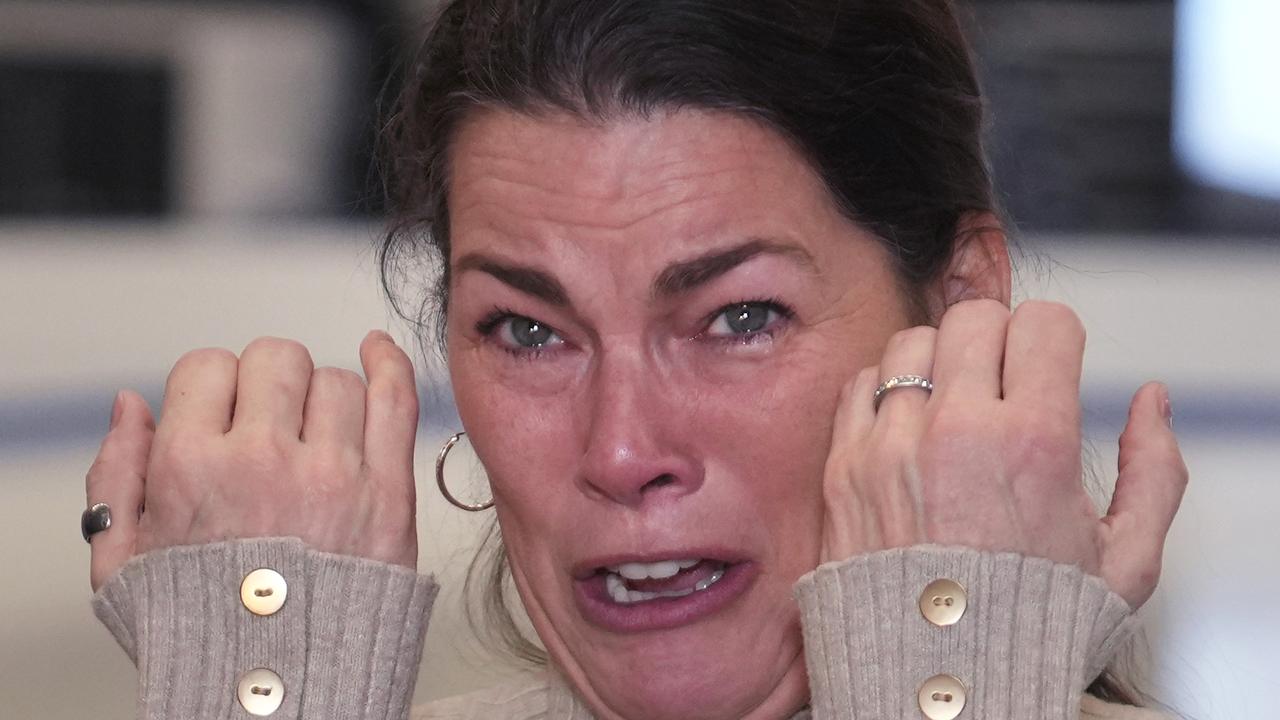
83 1 1187 718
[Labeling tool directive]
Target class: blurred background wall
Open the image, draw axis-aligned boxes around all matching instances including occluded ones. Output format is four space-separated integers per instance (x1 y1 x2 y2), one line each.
1 1 1276 718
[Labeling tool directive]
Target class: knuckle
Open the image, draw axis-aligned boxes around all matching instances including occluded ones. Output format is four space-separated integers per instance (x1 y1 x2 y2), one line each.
924 407 976 440
884 325 936 356
373 343 416 378
241 430 295 462
368 353 417 398
1017 300 1084 335
90 427 152 478
369 377 419 419
244 336 314 366
150 430 208 472
947 297 1009 323
84 458 112 491
170 347 236 379
968 296 1009 314
1131 556 1162 598
313 367 366 396
1005 413 1078 468
305 450 360 488
91 437 131 472
896 325 936 348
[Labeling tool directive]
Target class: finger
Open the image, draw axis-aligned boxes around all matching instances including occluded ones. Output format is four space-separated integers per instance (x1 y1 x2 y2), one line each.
821 364 879 562
87 390 155 591
1100 382 1187 607
1001 301 1085 423
360 330 419 480
300 367 366 451
874 326 937 420
158 348 237 435
932 298 1009 401
832 365 880 441
232 337 314 436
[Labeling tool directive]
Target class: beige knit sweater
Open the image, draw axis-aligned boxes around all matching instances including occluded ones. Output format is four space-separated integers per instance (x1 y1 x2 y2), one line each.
92 538 1167 719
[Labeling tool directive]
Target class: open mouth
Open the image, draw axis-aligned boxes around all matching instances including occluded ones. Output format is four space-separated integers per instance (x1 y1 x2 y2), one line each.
574 555 754 633
602 558 728 603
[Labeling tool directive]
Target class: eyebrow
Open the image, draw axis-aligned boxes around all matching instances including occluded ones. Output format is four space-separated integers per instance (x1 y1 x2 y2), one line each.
651 238 817 298
452 237 815 307
453 254 570 306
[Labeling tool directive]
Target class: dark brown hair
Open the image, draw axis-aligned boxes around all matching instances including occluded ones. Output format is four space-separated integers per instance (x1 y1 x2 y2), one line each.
378 0 1151 707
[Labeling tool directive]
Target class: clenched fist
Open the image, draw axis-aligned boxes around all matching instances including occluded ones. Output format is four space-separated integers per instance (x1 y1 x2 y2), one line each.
85 331 420 591
821 300 1188 609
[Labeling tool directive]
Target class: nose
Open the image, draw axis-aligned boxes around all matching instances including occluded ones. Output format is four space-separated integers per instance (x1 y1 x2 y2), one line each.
577 349 704 508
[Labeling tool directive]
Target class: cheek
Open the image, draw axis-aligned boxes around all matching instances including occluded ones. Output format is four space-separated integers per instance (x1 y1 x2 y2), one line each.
684 345 860 548
698 322 900 521
448 344 581 520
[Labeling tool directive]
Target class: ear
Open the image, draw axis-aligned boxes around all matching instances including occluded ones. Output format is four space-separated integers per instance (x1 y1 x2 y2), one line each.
923 210 1012 321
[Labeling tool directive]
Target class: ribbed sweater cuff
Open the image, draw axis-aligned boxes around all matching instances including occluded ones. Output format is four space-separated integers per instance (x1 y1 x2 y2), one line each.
91 538 438 720
301 549 438 719
794 545 1137 720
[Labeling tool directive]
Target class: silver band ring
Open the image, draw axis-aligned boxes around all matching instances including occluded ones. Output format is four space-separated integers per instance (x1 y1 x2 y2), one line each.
873 375 934 412
81 502 112 543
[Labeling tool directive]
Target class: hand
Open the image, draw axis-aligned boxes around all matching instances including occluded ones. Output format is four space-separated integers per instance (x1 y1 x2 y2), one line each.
85 331 420 591
820 299 1188 608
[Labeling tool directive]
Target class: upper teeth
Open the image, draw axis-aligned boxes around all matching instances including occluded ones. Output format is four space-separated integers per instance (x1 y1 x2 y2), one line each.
602 559 727 604
607 559 700 580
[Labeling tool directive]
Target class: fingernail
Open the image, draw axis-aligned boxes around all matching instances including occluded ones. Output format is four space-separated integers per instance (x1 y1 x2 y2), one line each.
109 390 125 430
1160 385 1173 429
371 329 396 345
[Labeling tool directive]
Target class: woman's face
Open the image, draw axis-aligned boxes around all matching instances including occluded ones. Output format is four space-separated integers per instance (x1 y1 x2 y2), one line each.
446 109 914 719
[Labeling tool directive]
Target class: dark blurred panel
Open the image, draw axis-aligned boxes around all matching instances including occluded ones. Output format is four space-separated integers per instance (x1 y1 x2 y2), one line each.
0 60 170 216
967 1 1179 232
967 0 1280 236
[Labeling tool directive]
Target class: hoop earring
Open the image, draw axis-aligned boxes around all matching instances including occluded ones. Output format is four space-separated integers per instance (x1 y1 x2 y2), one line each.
435 432 494 512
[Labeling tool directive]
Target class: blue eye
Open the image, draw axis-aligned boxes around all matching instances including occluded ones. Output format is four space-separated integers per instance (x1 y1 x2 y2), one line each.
507 317 556 347
706 301 789 338
483 313 564 352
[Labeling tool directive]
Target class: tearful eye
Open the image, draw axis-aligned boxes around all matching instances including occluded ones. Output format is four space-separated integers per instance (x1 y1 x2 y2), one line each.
707 302 783 337
499 316 561 349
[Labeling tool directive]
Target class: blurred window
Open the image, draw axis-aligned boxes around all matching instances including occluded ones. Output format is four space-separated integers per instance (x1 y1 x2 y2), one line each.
0 60 170 216
968 0 1280 236
1174 0 1280 201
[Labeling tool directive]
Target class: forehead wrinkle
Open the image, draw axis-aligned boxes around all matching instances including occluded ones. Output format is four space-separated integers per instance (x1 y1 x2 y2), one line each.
452 167 749 239
452 115 774 224
448 110 850 306
452 115 685 200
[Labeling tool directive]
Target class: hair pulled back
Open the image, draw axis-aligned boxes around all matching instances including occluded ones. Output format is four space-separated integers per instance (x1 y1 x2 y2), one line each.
380 0 993 334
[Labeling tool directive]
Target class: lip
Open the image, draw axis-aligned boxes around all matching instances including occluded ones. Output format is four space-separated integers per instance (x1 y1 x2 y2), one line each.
573 556 757 633
570 548 749 580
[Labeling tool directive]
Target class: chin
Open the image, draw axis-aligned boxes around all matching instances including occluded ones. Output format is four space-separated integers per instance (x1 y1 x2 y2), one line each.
555 588 807 720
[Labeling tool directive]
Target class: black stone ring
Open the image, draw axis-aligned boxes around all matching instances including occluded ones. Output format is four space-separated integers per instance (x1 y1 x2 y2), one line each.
81 502 112 543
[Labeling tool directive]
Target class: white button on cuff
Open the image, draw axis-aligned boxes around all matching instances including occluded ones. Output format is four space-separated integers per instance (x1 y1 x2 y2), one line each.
241 568 288 616
919 578 967 627
918 673 967 720
237 668 285 716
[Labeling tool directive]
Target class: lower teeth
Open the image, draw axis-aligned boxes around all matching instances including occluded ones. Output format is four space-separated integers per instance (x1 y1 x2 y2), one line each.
604 565 727 604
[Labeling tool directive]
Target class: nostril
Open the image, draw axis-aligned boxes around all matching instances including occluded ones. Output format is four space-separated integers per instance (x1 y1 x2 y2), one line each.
641 474 676 492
